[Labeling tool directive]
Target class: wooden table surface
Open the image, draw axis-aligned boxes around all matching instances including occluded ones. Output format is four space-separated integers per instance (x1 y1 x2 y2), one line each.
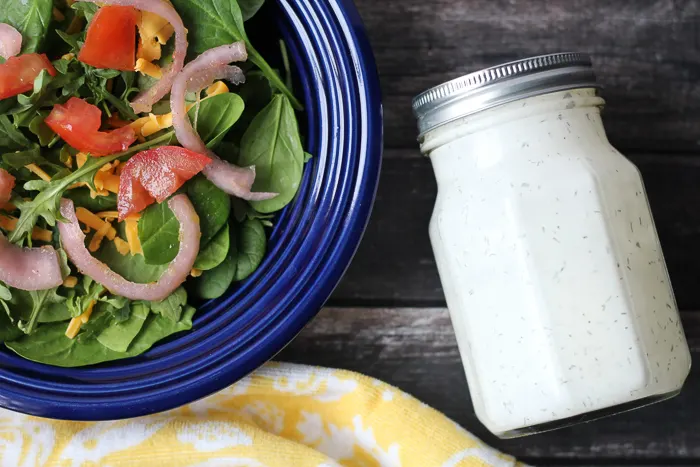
281 1 700 465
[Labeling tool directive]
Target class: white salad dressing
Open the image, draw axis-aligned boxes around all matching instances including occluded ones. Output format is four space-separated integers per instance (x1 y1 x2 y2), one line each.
413 54 691 438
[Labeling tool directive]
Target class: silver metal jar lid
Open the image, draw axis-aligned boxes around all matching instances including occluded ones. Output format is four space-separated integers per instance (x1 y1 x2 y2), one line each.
412 52 598 138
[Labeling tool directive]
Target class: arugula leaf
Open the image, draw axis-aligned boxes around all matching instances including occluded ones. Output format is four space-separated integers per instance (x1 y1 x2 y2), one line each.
169 0 301 110
0 284 11 301
64 188 117 212
8 131 174 244
0 115 32 151
6 306 196 367
193 223 230 271
188 93 245 149
150 287 187 322
238 0 265 21
138 201 181 265
187 176 231 244
71 2 99 22
28 112 56 146
239 94 304 213
96 302 149 352
2 146 45 168
66 276 104 318
232 218 266 281
18 287 67 335
0 0 53 54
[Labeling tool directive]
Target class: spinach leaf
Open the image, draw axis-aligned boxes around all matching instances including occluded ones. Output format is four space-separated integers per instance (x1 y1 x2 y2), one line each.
94 232 166 284
188 93 245 149
96 302 149 353
64 188 117 212
238 0 265 21
138 201 180 265
194 218 265 298
239 95 304 213
195 252 236 300
8 131 174 244
232 218 266 281
229 71 272 146
1 0 53 54
150 286 187 322
0 307 23 343
187 176 231 244
6 307 196 367
169 0 301 110
193 223 230 271
0 115 32 151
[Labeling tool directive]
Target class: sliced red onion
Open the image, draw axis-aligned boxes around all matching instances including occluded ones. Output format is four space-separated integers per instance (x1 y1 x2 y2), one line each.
0 168 15 205
76 0 187 114
59 195 200 301
0 23 22 59
170 42 276 201
0 233 63 291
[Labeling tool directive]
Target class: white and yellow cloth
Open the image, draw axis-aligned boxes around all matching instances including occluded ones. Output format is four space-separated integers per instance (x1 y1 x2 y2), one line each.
0 363 526 466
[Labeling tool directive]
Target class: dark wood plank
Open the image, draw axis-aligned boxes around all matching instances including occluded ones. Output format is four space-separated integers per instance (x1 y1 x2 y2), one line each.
280 307 700 461
355 0 700 152
331 152 700 310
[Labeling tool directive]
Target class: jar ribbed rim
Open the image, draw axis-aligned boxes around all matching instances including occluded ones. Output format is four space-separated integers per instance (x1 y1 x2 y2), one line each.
413 52 598 137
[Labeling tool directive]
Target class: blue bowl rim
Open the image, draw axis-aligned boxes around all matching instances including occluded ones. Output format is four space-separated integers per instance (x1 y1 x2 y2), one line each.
0 0 383 420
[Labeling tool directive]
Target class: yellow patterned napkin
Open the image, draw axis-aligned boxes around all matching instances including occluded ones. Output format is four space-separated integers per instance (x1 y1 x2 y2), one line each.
0 362 527 466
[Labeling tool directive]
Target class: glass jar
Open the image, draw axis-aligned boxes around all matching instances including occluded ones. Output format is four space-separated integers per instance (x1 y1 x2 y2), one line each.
412 53 691 438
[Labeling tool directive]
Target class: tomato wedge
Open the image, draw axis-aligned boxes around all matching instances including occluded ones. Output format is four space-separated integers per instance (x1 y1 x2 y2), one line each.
118 146 212 220
45 97 137 156
78 5 138 71
0 54 56 99
0 168 15 205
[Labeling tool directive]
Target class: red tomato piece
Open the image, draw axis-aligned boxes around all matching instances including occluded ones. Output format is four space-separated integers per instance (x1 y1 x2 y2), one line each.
0 168 15 205
45 97 137 156
78 5 138 71
0 54 57 99
118 146 212 220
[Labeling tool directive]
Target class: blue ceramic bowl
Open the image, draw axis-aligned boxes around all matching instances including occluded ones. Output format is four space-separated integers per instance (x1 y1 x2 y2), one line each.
0 0 382 420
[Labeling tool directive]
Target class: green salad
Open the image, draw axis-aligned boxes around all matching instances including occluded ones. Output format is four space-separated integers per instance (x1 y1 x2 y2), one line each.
0 0 308 367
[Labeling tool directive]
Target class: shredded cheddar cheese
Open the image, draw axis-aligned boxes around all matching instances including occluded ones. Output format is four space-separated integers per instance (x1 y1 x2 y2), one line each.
113 237 131 256
125 217 143 256
94 171 120 194
0 215 53 242
65 318 81 339
96 211 120 220
63 276 78 288
61 53 75 61
76 208 117 241
206 81 229 96
76 152 88 168
89 219 113 252
65 300 97 339
190 269 203 278
135 58 163 79
25 164 52 182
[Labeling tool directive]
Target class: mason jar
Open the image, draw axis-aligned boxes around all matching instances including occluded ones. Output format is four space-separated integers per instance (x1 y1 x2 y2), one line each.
412 53 691 438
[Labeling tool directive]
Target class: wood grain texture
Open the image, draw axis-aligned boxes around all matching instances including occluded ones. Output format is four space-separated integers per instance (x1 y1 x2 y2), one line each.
280 307 700 461
331 152 700 310
354 0 700 152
